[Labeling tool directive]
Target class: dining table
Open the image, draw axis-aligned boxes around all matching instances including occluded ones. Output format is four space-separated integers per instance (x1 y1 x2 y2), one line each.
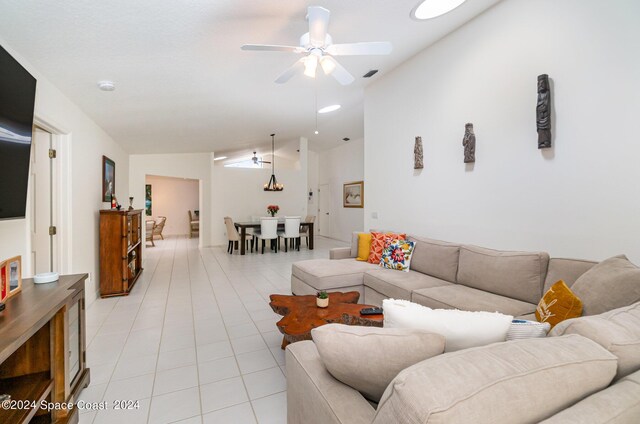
233 220 314 255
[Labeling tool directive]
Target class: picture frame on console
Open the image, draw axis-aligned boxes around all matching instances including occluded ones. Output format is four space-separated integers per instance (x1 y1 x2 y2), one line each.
102 155 116 202
343 181 364 208
0 255 22 300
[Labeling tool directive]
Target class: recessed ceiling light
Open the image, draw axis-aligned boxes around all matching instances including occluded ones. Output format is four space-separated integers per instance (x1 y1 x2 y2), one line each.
213 156 227 161
314 130 319 135
97 80 115 91
318 104 341 114
342 137 350 141
411 0 466 20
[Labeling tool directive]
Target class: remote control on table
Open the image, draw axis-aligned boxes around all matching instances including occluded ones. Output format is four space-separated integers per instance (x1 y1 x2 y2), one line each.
360 307 383 315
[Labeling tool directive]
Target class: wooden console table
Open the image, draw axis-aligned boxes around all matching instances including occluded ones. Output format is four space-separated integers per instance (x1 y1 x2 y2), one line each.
0 274 90 423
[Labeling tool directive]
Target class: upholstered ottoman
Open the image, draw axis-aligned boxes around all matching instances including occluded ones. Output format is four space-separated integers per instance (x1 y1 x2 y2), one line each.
291 259 378 299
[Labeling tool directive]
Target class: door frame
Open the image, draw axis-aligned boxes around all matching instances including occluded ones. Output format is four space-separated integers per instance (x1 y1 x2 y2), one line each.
31 115 72 275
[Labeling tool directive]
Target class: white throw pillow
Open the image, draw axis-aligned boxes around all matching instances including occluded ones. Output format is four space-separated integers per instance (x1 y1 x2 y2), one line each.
507 319 551 340
382 299 513 351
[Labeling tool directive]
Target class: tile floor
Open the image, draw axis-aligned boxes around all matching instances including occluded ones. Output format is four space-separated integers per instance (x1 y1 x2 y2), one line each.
79 235 347 424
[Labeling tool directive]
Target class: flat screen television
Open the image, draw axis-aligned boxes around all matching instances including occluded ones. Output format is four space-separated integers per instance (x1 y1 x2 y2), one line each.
0 45 37 220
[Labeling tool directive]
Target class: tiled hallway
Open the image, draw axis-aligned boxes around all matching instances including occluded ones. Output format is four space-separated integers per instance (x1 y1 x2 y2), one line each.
79 235 347 424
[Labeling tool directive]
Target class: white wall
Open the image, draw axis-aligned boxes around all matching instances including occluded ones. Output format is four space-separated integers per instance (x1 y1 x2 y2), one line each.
318 138 365 242
211 138 308 246
364 0 640 263
0 38 129 305
129 153 213 247
145 175 199 236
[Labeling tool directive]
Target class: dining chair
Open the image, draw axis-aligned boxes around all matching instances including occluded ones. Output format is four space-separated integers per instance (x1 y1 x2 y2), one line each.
224 217 251 254
255 217 279 254
299 215 315 247
278 216 301 252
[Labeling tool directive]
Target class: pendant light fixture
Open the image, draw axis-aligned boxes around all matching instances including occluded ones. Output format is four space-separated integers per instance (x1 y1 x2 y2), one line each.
264 133 284 191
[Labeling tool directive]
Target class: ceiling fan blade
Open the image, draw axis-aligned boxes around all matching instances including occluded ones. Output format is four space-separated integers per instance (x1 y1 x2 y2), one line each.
321 56 355 85
275 58 305 84
241 44 303 53
326 42 392 56
308 6 330 47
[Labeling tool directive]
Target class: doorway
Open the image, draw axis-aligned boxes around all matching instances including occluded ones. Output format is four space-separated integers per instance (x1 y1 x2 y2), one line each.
30 127 57 274
318 183 331 237
145 175 200 238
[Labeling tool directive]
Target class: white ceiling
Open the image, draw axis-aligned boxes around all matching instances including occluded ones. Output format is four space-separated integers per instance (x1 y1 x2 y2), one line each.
0 0 501 153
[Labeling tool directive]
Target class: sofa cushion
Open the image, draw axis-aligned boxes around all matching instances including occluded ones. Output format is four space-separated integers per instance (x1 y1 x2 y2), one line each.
543 258 596 293
380 239 415 272
368 232 405 264
535 280 583 328
364 269 452 301
457 245 549 304
407 235 461 282
507 320 551 340
292 259 378 291
412 285 538 317
356 232 372 261
311 324 445 403
549 302 640 380
382 299 513 352
373 335 618 424
570 255 640 316
539 369 640 424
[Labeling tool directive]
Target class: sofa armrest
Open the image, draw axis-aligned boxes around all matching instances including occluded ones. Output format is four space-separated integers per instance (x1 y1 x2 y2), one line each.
286 341 375 424
330 247 354 260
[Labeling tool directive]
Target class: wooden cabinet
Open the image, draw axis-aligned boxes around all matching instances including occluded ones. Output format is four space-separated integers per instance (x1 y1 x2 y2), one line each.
99 209 143 297
0 274 90 424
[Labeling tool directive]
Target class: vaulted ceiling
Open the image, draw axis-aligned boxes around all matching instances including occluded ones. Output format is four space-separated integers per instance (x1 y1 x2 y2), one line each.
0 0 501 153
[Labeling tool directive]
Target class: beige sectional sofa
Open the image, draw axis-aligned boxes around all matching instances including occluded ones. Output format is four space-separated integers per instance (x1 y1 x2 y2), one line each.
291 233 598 318
287 233 640 423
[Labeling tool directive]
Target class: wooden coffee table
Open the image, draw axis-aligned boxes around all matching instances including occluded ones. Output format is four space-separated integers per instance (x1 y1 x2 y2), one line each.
269 291 384 349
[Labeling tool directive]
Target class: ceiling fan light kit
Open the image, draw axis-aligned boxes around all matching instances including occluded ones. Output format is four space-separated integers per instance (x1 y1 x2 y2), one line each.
411 0 467 20
242 6 392 86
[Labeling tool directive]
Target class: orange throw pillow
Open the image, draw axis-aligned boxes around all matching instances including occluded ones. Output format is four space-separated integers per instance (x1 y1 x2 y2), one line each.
368 232 406 264
535 280 583 329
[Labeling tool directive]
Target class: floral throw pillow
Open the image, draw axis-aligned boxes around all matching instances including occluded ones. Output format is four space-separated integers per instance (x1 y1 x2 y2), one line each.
368 232 406 264
380 239 416 272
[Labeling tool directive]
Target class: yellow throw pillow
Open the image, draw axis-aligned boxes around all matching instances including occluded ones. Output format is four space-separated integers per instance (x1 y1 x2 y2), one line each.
356 233 372 261
535 280 583 328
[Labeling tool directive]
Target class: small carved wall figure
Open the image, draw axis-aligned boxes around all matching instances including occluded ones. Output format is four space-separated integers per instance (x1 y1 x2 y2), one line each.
414 136 424 169
536 74 552 148
462 123 475 163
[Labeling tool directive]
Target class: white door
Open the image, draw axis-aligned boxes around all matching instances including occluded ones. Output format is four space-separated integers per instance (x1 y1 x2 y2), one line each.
318 183 331 237
30 127 57 274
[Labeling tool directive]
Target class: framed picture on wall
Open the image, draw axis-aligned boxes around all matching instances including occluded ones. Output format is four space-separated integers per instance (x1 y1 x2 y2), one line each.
343 181 364 208
145 184 152 216
102 155 116 202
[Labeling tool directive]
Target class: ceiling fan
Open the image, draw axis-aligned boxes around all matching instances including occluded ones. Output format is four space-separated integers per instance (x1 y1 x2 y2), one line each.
241 6 392 85
252 152 271 165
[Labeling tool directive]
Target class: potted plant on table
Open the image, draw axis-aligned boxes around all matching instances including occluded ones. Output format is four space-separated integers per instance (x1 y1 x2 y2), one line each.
267 205 279 217
316 291 329 308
